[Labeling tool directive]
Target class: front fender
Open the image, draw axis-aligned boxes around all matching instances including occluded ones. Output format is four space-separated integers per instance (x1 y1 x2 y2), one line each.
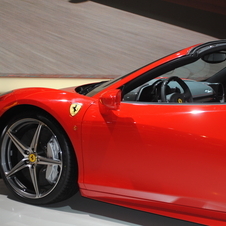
0 87 94 187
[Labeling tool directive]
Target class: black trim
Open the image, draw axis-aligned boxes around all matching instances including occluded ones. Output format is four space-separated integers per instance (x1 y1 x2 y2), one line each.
189 40 226 58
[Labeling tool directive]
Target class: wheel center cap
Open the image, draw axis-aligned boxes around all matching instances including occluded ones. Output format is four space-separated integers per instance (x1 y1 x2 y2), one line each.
28 153 37 163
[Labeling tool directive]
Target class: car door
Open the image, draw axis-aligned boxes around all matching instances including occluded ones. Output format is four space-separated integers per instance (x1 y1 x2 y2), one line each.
81 98 226 212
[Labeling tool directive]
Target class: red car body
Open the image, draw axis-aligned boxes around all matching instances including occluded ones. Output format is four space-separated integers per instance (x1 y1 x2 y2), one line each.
1 40 226 225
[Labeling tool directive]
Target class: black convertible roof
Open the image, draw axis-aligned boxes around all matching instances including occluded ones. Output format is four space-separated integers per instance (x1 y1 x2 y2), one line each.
189 39 226 58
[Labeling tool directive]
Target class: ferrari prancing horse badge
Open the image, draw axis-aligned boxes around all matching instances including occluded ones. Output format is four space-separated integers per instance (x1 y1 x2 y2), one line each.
70 103 82 116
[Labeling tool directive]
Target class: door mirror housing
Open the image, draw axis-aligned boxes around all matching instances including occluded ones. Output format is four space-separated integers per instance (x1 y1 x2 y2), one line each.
99 89 121 111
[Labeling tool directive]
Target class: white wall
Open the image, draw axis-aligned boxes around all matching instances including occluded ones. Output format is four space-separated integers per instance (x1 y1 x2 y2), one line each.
0 78 107 93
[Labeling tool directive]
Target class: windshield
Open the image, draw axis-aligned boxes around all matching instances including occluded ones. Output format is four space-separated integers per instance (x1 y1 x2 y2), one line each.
84 72 133 97
76 48 226 102
163 58 226 81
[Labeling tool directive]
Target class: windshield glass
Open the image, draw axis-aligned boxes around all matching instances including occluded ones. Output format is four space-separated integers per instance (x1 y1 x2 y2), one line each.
163 58 226 81
85 73 132 97
80 49 226 101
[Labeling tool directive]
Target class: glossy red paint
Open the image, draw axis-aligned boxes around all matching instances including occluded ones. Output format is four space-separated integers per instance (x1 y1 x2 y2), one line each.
1 41 226 225
100 89 121 111
0 87 94 184
81 101 226 224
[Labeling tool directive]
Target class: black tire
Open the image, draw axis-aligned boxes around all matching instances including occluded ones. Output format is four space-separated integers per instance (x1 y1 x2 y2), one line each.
0 110 78 205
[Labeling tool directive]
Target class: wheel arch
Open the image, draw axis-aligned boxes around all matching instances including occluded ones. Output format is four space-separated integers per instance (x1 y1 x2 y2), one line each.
0 104 80 188
0 104 69 136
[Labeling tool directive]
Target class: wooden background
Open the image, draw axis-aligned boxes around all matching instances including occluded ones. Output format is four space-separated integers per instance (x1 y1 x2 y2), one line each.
0 0 218 79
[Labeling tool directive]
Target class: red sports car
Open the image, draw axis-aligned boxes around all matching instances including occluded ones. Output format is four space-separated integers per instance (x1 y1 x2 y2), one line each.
1 40 226 225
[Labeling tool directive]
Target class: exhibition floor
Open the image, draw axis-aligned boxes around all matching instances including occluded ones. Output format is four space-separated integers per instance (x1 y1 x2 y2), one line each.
0 179 202 226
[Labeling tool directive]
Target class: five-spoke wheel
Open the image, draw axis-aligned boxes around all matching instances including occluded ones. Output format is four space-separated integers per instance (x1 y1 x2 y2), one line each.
0 111 77 204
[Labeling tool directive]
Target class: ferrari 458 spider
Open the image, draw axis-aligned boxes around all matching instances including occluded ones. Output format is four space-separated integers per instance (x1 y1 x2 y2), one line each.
1 40 226 225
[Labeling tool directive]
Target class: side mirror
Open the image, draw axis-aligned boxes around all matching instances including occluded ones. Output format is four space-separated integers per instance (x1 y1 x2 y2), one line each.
99 89 121 111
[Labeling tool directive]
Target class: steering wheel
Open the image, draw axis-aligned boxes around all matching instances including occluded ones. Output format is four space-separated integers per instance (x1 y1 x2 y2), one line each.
161 76 193 103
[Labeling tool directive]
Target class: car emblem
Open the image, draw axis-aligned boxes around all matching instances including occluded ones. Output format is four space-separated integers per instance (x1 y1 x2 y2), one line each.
28 153 37 163
177 98 183 103
70 103 82 116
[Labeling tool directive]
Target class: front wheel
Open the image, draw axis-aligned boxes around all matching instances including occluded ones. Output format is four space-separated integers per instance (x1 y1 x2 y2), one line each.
0 111 78 205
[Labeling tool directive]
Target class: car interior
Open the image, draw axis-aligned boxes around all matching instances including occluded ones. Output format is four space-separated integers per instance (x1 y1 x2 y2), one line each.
123 51 226 104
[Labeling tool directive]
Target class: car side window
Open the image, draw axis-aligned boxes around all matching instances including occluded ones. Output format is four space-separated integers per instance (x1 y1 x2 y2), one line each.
123 58 226 104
